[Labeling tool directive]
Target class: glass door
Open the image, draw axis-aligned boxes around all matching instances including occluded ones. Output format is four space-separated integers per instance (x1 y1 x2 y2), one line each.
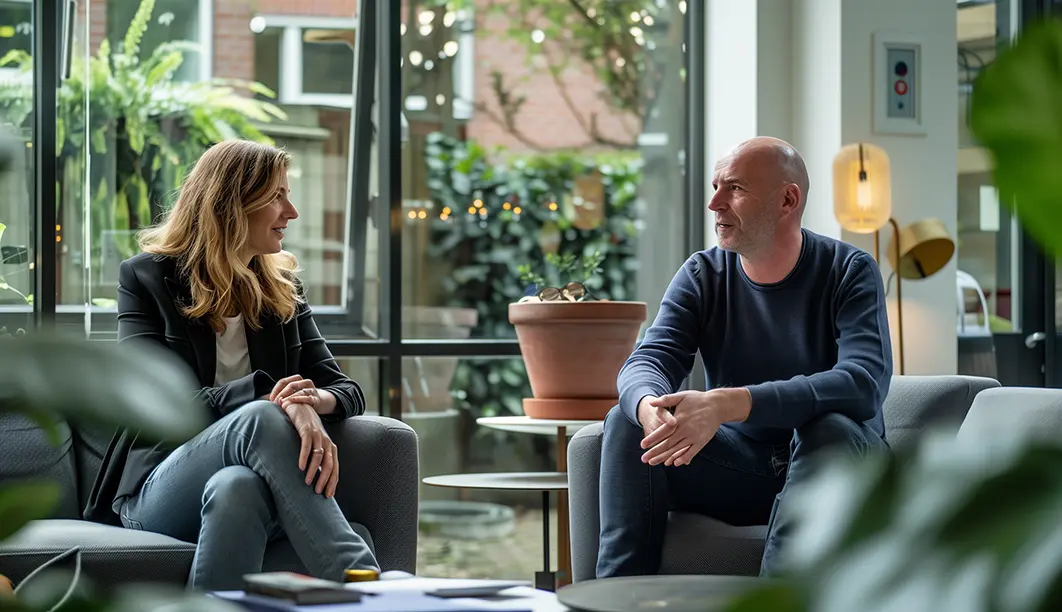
961 0 1062 388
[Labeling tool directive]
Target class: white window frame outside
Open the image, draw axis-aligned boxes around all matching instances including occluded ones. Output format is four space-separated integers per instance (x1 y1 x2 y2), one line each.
196 0 214 83
254 12 474 117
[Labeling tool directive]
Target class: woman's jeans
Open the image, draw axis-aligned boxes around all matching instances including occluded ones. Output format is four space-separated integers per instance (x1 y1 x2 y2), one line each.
118 401 379 591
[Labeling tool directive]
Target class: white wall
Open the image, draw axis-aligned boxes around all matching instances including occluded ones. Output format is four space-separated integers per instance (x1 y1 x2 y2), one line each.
837 0 959 375
790 0 843 239
705 0 959 375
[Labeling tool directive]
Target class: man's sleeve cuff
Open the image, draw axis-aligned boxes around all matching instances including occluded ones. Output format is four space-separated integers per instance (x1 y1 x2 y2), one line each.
619 385 665 427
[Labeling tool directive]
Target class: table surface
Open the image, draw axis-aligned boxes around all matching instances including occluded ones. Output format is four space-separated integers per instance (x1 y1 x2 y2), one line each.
215 576 566 611
477 416 600 436
423 472 568 491
556 575 765 612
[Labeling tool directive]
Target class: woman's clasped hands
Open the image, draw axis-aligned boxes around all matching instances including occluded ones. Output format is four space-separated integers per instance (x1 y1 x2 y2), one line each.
269 375 339 499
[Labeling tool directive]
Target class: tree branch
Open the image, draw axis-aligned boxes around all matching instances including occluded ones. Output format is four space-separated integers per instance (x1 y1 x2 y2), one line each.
539 40 636 148
566 0 601 28
472 100 546 151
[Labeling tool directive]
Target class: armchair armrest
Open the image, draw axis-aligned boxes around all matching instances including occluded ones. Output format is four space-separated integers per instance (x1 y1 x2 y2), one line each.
325 416 419 573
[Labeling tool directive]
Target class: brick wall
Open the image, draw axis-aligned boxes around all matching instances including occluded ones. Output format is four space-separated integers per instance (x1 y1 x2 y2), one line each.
83 0 108 52
214 0 254 80
256 0 357 16
466 1 638 152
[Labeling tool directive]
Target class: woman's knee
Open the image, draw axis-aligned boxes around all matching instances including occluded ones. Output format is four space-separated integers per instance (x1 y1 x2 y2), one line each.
203 466 270 509
227 400 295 445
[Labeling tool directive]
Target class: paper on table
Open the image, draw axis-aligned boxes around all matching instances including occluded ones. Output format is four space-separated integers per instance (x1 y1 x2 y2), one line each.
349 578 565 612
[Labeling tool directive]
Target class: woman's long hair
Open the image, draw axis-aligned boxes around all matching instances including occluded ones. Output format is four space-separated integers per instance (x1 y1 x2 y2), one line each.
137 139 302 332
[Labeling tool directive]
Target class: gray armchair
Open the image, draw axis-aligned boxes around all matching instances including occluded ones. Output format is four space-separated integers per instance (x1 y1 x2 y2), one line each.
0 412 419 588
566 374 1001 581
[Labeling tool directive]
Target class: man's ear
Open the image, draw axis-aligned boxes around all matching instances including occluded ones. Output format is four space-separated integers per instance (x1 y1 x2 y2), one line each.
781 183 801 215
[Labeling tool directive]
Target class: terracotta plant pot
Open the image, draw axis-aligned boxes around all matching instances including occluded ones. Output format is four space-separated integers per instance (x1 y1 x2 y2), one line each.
509 300 647 420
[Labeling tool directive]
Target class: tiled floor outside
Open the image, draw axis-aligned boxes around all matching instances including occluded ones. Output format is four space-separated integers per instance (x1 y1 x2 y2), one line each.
417 507 559 580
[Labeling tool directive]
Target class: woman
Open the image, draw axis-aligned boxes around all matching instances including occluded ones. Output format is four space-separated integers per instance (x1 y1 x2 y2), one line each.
84 139 379 591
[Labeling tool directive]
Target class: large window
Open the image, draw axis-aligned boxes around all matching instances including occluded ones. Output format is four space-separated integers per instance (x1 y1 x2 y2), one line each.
0 0 33 333
21 0 705 581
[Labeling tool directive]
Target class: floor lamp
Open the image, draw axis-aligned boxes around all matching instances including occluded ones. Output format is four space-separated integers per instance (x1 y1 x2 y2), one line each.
833 143 955 374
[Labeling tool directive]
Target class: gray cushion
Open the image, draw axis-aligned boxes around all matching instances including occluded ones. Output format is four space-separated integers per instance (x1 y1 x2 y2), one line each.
0 519 375 589
0 519 194 587
957 386 1062 446
882 375 1000 448
660 514 766 576
0 412 81 520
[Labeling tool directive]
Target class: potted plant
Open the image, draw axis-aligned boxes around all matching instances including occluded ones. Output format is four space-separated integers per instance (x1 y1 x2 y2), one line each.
509 251 646 420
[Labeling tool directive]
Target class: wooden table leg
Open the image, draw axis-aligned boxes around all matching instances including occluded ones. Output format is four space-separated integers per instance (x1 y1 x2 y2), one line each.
556 426 571 587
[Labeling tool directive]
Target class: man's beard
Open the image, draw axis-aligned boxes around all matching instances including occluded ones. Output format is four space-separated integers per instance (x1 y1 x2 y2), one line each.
717 216 775 255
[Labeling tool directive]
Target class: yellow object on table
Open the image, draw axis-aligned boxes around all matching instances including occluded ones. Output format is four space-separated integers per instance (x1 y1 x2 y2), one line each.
343 569 379 583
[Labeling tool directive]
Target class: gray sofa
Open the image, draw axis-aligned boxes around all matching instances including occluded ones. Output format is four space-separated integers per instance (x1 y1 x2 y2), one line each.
566 374 1001 581
0 411 419 588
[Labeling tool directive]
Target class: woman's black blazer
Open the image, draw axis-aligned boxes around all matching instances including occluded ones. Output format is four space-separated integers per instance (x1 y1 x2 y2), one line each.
84 252 366 525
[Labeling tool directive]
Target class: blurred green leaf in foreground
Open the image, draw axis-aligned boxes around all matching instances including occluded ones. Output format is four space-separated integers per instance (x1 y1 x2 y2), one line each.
0 333 218 611
969 17 1062 257
726 425 1062 612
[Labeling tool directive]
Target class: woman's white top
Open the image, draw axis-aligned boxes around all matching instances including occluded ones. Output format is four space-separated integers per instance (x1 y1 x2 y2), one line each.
214 315 252 386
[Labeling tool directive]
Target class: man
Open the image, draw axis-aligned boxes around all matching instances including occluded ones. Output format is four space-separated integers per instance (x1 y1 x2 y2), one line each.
597 136 892 578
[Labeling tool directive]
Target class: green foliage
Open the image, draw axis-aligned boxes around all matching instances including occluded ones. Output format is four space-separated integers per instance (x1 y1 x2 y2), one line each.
0 482 59 541
423 132 641 419
0 334 221 611
726 429 1062 612
517 251 606 288
0 0 284 296
969 17 1062 257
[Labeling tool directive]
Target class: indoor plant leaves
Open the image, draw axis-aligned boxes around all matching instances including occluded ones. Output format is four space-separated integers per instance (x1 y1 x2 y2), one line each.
968 18 1062 257
726 428 1062 612
0 334 206 443
0 482 59 541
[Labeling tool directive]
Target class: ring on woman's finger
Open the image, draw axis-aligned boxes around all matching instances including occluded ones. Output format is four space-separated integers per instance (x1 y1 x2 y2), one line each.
312 447 324 453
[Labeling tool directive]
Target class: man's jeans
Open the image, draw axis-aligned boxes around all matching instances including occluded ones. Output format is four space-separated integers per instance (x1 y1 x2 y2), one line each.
118 401 379 591
596 406 886 578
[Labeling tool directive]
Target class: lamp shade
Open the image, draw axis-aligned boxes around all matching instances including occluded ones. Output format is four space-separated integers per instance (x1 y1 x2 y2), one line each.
886 217 955 280
833 143 892 233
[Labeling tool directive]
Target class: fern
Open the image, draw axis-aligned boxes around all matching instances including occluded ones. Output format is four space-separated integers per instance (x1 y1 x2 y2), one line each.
121 0 155 64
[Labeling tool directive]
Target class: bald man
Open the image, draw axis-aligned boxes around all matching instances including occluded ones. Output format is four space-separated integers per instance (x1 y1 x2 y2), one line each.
597 137 892 578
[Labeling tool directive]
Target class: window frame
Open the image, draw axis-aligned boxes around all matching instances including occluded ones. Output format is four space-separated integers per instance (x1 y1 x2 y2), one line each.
24 0 708 417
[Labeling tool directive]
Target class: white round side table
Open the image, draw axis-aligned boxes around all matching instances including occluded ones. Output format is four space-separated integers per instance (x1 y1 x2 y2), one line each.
476 415 603 588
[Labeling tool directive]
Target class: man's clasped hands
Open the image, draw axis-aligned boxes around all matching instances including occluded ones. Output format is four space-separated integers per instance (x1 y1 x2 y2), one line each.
637 387 753 467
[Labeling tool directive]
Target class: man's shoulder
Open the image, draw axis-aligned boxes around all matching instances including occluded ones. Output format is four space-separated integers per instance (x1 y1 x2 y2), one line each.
686 246 732 275
802 229 876 273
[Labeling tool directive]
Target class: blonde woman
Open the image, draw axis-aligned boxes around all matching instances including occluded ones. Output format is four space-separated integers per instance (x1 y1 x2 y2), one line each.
84 140 379 590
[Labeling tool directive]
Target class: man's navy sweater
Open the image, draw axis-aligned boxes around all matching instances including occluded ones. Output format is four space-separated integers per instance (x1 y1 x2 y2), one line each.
619 228 892 444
